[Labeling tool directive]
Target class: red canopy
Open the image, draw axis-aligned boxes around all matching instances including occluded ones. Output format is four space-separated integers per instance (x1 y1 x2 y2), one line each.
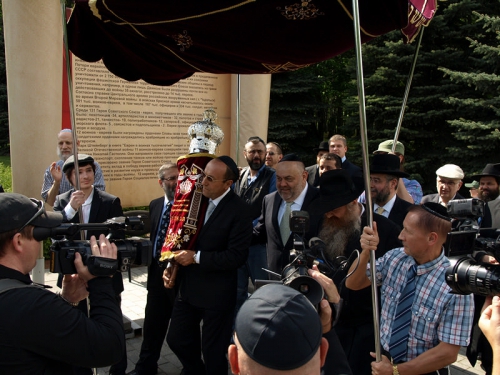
68 0 435 86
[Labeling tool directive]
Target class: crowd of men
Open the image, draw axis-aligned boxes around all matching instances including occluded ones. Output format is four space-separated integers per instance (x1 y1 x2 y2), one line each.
2 130 500 375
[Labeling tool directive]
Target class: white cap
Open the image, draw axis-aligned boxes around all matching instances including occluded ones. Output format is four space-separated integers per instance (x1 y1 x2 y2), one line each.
436 164 464 179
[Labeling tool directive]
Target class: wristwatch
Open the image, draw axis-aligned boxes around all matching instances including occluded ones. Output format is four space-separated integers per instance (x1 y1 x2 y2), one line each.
192 252 197 264
392 364 400 375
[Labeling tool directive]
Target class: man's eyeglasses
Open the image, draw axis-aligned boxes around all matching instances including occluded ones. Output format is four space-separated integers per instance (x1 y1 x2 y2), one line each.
161 176 177 182
201 172 227 183
17 198 45 233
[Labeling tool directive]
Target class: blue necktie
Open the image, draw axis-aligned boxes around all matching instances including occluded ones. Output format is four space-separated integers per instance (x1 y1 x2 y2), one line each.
389 264 417 363
155 203 171 258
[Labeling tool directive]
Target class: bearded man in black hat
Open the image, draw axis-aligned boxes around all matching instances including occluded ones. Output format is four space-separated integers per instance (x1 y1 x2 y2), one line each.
471 163 500 229
369 153 413 229
306 141 330 187
308 170 401 375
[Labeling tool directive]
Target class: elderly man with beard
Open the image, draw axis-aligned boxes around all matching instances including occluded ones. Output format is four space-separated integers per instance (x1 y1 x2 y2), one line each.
472 163 500 229
307 170 401 375
41 129 105 206
234 136 276 310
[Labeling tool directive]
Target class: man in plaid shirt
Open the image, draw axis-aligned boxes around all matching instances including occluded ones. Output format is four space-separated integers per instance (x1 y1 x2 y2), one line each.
347 203 474 375
41 129 105 206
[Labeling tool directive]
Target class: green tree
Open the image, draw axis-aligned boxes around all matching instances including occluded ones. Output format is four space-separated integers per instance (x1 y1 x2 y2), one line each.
268 55 353 166
340 0 500 194
440 11 500 174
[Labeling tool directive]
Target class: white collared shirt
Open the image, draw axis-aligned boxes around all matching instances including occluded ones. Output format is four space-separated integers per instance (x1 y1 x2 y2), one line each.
64 187 95 222
374 194 397 218
278 184 309 225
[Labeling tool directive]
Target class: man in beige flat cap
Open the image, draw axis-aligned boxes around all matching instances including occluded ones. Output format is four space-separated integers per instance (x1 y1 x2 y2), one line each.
421 164 465 207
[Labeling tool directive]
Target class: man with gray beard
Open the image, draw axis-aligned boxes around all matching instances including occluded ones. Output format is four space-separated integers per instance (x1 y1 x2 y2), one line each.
308 170 401 375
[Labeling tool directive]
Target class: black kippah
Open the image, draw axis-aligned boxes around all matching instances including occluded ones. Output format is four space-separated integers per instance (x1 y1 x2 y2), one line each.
279 153 303 163
217 155 239 179
422 202 452 222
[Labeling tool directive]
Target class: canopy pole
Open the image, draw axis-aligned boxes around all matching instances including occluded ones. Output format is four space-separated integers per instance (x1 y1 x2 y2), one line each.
236 74 241 164
392 28 425 151
351 0 381 362
61 2 85 240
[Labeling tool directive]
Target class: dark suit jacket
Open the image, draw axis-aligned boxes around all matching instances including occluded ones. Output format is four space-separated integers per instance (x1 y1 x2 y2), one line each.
253 184 320 274
482 198 500 228
305 164 320 187
177 189 252 310
54 188 123 239
386 195 413 229
421 192 464 204
341 158 362 178
308 210 401 375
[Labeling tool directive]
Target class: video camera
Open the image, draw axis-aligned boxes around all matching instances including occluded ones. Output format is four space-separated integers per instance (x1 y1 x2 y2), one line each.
444 198 500 296
256 211 337 307
33 216 152 276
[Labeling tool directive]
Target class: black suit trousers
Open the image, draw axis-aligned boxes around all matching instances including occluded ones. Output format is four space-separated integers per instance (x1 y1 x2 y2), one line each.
167 296 233 375
135 261 176 374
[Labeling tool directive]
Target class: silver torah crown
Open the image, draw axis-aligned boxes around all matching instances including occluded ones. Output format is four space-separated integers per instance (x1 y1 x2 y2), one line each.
188 108 224 154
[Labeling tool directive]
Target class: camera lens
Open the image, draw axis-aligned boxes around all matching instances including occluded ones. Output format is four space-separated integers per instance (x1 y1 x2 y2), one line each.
446 257 500 296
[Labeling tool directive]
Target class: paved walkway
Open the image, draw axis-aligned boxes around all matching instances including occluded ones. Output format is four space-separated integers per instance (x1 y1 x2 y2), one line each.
43 266 486 375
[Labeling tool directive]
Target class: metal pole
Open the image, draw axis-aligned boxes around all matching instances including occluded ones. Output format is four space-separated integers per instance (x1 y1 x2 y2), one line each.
236 74 241 165
61 2 85 240
392 28 424 152
351 0 381 362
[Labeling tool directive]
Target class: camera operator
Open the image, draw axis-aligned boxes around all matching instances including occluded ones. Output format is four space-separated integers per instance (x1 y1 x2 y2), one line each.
347 203 474 375
479 296 500 375
0 193 125 373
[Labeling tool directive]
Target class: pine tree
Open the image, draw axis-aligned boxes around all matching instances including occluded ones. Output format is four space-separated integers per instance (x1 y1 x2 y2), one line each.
340 0 500 194
440 11 500 175
0 2 8 155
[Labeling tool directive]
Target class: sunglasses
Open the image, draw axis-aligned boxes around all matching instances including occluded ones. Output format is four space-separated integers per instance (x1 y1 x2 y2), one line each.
17 198 45 233
200 170 227 183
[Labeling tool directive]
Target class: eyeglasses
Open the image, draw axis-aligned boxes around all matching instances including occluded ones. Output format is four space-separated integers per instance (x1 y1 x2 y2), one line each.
268 141 283 154
200 171 227 183
437 179 458 186
17 198 45 233
266 152 276 156
161 176 177 182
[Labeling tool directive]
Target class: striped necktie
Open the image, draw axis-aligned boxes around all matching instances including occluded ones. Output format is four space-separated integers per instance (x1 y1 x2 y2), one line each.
155 203 171 258
389 264 417 363
376 206 385 215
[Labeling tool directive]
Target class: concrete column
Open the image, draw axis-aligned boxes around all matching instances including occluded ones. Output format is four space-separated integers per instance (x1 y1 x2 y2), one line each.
2 0 62 283
3 0 62 198
231 74 271 166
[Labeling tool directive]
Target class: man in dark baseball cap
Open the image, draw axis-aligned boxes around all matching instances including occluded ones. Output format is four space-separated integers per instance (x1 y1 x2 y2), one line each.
0 193 62 238
0 193 125 373
229 284 329 374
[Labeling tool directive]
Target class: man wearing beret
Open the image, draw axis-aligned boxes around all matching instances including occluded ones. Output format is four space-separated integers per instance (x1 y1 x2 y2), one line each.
0 193 124 373
421 164 465 207
165 156 252 375
348 203 474 375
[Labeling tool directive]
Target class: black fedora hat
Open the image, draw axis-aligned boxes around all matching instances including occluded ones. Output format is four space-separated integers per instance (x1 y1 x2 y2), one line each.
313 141 329 154
308 169 364 216
370 154 409 178
470 163 500 180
